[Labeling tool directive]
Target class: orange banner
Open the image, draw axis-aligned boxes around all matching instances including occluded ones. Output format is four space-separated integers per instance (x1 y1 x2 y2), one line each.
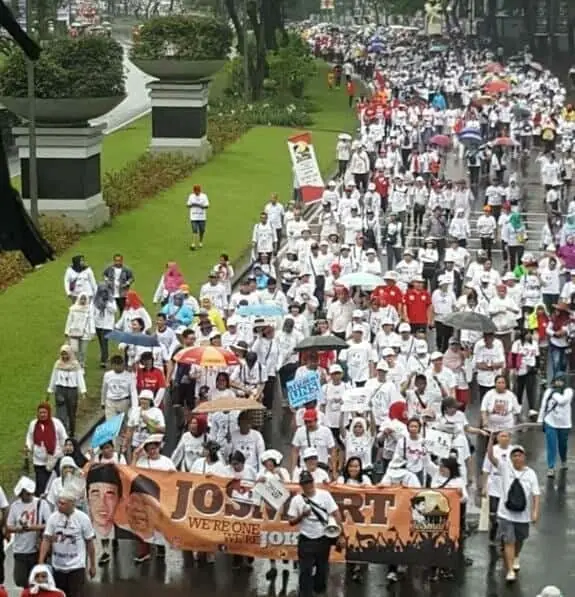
87 465 461 567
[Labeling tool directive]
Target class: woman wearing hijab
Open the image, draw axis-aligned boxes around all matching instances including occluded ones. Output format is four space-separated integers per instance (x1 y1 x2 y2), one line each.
153 261 186 305
46 346 87 439
115 290 152 332
20 564 65 597
63 255 97 302
64 293 95 367
57 438 88 471
92 283 117 368
25 403 67 496
504 212 526 270
171 414 209 471
538 373 573 477
161 291 194 329
45 456 83 508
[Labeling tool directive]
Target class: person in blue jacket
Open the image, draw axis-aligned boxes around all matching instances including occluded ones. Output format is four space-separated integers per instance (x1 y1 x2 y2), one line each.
161 292 194 329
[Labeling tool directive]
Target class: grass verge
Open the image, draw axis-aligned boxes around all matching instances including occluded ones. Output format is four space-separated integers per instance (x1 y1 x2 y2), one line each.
0 65 359 487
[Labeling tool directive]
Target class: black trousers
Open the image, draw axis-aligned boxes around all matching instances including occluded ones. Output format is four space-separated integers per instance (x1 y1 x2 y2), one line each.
115 297 126 312
435 321 453 352
54 568 85 597
298 535 331 597
489 496 500 542
96 327 110 365
34 465 51 496
480 237 493 261
263 376 276 410
14 552 37 588
514 370 537 410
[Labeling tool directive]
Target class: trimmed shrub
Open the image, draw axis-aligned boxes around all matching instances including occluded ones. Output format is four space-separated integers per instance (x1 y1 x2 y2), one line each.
130 16 232 61
0 37 125 99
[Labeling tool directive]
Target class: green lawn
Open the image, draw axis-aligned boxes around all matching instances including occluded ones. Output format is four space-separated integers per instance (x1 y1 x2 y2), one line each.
0 64 357 486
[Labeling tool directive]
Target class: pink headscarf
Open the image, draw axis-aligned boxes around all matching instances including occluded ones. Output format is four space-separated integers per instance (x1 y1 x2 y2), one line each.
164 262 185 293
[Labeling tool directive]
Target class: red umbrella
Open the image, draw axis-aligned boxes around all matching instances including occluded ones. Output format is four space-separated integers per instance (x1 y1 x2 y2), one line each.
483 79 511 94
494 136 515 147
429 134 450 147
174 346 240 367
484 62 504 74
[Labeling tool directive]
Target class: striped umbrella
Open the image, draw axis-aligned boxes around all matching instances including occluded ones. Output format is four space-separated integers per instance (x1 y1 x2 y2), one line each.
174 346 240 367
458 130 483 146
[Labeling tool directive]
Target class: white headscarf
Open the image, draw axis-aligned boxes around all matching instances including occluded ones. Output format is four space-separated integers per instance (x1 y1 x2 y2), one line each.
28 564 64 595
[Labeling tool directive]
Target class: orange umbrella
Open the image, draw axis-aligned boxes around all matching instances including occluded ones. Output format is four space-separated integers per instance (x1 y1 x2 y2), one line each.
193 398 265 413
174 346 239 367
483 79 511 95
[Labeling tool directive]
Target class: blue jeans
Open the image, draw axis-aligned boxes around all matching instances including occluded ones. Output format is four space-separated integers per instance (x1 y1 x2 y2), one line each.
549 345 567 379
544 425 569 469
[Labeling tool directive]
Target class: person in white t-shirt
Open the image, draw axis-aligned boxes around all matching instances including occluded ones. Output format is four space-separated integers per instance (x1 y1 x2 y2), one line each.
264 193 285 245
288 470 341 597
480 375 521 432
481 430 512 545
186 184 209 250
39 489 96 597
291 410 335 475
487 436 540 583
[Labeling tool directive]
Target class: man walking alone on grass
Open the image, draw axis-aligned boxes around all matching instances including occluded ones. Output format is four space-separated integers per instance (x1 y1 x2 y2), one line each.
187 184 209 250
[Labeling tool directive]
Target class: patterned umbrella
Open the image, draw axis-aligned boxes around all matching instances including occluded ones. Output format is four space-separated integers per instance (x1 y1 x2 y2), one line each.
483 79 511 94
174 346 240 367
494 136 516 147
429 134 451 147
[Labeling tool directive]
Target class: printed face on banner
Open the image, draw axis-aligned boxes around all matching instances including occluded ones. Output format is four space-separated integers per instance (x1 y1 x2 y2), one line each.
87 482 121 538
104 465 461 568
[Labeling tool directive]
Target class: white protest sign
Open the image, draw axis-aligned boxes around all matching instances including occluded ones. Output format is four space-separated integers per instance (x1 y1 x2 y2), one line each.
424 428 452 459
252 476 290 510
341 388 370 413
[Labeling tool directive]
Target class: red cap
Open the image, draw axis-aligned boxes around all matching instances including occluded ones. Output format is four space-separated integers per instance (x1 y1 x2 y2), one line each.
303 408 318 422
331 263 342 272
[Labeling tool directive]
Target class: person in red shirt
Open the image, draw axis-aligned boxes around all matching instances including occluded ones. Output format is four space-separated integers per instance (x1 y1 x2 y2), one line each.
135 352 166 407
403 275 432 333
346 79 355 108
373 171 389 212
20 565 64 597
371 271 403 312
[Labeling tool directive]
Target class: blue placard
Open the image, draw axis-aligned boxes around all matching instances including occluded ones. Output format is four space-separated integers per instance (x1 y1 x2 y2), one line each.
286 372 322 409
91 413 125 449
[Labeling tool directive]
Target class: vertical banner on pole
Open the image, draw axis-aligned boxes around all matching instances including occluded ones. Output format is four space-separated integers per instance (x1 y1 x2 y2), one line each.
287 132 325 204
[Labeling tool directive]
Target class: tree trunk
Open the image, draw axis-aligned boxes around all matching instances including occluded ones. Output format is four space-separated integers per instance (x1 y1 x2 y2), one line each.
247 0 267 100
486 0 498 41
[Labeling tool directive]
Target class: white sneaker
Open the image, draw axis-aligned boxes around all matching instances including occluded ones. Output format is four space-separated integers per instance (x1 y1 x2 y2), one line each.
506 570 517 582
512 557 520 571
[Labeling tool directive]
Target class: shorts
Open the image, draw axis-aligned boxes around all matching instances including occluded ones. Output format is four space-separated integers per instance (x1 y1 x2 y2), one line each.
496 517 530 544
191 220 206 234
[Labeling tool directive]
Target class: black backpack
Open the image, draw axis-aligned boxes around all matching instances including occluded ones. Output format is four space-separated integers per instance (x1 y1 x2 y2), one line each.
505 476 527 512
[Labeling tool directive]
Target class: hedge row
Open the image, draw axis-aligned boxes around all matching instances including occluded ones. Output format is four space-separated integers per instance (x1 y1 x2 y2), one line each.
0 114 250 291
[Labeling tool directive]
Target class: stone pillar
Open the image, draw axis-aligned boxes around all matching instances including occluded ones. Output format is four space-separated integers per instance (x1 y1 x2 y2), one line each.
148 80 213 162
14 124 110 231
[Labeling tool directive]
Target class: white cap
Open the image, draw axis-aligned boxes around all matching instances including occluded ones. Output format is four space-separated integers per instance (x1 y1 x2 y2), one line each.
398 322 411 333
382 347 396 357
329 363 344 374
14 476 35 497
366 248 376 255
536 587 563 597
142 433 164 447
381 318 394 326
138 389 155 402
384 270 398 280
352 324 364 333
412 274 425 283
415 339 428 353
438 274 449 285
227 316 238 326
376 360 390 371
503 272 516 281
352 309 364 318
302 447 319 460
260 449 283 465
430 351 444 361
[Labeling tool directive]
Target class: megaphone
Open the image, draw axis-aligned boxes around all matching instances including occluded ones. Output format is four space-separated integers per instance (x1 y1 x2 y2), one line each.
324 515 342 539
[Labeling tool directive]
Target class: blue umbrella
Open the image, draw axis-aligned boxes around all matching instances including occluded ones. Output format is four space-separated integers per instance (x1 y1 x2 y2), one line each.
368 42 385 53
106 330 160 347
458 130 483 146
459 125 481 135
237 304 286 317
91 413 125 449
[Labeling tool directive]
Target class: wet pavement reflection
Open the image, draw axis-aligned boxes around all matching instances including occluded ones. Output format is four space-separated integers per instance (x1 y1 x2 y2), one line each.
3 389 573 597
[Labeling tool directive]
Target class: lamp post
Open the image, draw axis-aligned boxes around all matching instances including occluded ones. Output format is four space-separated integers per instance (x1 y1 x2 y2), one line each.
25 0 38 225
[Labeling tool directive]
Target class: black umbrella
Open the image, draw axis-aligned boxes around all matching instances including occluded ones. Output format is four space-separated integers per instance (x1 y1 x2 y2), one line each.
294 335 348 352
436 312 496 334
